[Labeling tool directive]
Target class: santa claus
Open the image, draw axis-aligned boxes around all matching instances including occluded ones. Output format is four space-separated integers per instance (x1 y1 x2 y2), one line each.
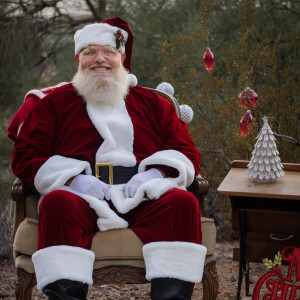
11 17 206 300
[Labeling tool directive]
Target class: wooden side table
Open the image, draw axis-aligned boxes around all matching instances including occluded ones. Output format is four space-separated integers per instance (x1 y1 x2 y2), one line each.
217 160 300 300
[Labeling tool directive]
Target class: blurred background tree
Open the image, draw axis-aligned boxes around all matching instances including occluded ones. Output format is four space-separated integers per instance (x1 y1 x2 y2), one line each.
0 0 299 255
156 0 300 231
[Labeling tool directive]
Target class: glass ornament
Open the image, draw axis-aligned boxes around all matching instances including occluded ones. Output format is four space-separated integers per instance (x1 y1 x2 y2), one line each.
203 47 214 72
240 110 253 137
238 87 258 109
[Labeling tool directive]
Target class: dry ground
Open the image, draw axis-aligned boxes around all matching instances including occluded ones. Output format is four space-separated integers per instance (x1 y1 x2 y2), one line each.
0 240 270 299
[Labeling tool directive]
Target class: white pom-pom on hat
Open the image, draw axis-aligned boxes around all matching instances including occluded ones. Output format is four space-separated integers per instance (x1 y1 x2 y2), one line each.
156 82 174 96
180 104 194 124
128 74 137 87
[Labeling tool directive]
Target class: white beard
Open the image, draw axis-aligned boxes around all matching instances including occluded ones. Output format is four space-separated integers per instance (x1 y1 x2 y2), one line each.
73 65 130 106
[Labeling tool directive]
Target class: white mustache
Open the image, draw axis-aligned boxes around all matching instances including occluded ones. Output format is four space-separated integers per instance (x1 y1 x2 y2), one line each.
89 63 111 69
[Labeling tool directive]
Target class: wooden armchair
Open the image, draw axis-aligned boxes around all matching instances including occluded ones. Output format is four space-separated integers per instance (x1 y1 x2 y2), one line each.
11 90 219 299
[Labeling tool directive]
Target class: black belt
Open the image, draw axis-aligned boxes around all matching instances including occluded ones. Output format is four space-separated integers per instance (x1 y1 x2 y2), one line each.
91 163 138 185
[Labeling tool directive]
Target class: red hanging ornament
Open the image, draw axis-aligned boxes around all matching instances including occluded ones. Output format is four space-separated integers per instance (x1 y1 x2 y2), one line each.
238 87 258 109
240 110 253 137
203 47 214 72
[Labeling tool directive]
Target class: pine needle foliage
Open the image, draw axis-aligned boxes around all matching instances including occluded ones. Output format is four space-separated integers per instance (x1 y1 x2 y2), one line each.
157 0 300 180
156 0 300 219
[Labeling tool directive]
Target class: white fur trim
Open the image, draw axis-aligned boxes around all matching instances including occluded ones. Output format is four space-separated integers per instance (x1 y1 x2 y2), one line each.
37 185 128 232
139 150 195 187
24 89 46 101
34 155 92 195
74 23 128 55
61 186 128 231
32 246 95 290
35 156 128 231
109 150 195 214
143 242 207 283
17 122 23 136
110 178 183 214
128 74 137 87
24 82 69 102
86 101 136 167
39 82 69 93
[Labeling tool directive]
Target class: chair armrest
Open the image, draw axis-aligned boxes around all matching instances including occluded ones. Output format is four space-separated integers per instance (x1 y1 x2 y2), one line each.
187 175 209 217
12 178 35 241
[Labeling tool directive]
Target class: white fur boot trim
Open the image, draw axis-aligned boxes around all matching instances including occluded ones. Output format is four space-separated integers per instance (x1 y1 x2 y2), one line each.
143 242 207 283
32 246 95 291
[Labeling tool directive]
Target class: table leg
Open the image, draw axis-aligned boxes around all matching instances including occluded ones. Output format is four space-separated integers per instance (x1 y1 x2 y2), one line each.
245 262 251 296
237 210 247 300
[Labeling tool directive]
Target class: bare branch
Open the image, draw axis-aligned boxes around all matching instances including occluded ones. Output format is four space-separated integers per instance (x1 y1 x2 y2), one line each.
84 0 99 21
196 78 226 102
97 0 106 20
273 132 300 147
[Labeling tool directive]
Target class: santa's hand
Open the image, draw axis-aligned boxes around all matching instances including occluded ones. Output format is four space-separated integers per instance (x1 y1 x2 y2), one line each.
124 169 163 198
70 174 111 200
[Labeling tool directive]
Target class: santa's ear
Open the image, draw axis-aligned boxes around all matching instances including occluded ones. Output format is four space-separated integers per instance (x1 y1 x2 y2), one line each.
75 54 80 65
121 53 126 64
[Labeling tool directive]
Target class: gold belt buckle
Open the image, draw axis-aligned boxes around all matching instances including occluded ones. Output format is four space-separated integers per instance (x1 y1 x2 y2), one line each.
95 162 113 185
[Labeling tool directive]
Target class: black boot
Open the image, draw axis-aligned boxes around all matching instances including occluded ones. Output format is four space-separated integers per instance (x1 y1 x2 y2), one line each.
42 279 88 300
151 278 195 300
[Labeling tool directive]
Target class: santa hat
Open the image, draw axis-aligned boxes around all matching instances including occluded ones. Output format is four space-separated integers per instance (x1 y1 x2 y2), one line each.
74 17 134 72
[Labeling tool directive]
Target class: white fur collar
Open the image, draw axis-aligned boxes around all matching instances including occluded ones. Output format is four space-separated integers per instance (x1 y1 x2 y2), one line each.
86 101 136 167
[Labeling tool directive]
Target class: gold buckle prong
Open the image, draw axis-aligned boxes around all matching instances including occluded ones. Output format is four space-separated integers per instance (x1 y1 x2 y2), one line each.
95 162 113 185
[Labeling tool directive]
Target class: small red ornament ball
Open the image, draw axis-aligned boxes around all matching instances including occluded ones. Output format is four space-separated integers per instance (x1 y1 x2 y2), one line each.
203 47 214 72
240 110 253 137
238 87 258 109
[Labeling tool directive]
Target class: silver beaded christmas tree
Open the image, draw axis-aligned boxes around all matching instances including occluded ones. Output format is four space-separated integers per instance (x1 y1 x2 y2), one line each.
246 116 285 183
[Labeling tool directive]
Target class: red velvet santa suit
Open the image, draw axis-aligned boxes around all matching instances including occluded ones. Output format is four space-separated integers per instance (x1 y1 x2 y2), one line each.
11 15 207 292
7 82 68 142
11 82 207 289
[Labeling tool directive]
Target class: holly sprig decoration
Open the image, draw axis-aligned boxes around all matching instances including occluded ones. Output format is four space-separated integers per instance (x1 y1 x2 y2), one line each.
262 251 282 272
114 29 125 50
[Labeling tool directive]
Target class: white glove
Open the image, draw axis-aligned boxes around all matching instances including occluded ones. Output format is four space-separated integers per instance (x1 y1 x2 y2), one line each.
124 168 163 198
70 174 111 200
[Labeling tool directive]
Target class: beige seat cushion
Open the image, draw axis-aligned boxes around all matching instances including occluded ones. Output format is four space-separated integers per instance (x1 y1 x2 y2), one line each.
201 217 216 256
14 216 216 273
14 217 216 256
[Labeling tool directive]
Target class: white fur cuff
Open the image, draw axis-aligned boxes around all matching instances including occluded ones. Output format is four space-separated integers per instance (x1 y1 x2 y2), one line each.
32 246 95 290
34 155 92 195
143 242 207 283
110 178 182 214
139 150 195 187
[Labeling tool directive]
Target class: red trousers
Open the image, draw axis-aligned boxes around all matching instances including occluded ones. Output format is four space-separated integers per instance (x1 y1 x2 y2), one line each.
38 189 202 250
